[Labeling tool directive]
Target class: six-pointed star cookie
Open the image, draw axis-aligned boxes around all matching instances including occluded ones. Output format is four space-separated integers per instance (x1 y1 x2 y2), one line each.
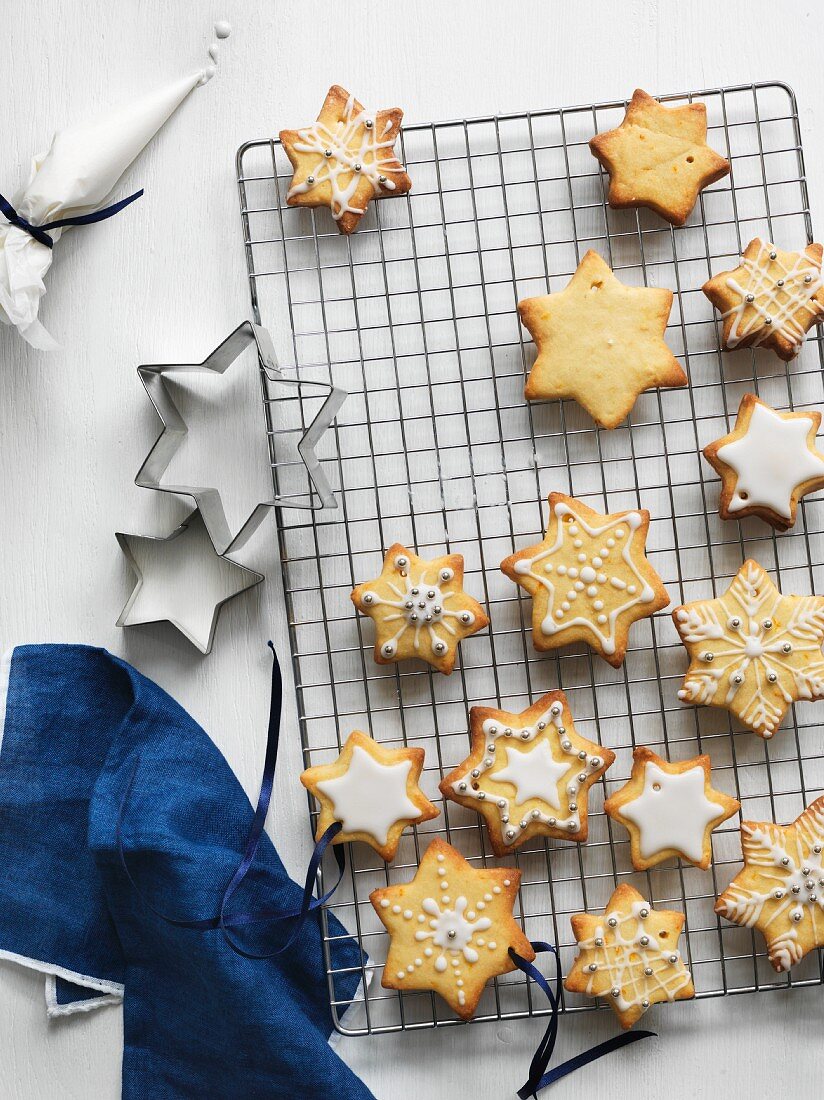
703 239 824 361
589 88 730 226
564 883 694 1029
604 747 739 870
501 493 669 667
351 543 489 675
716 796 824 972
703 394 824 531
518 251 686 429
280 84 412 234
440 691 614 855
673 560 824 738
300 731 438 862
370 838 533 1020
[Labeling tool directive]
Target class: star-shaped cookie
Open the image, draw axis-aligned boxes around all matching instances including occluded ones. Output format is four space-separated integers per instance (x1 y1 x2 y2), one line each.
716 796 824 972
440 691 615 855
300 730 438 862
604 747 739 870
351 543 489 675
564 883 694 1029
518 251 686 429
703 394 824 531
501 493 669 667
280 84 412 234
589 88 730 226
703 239 824 361
370 838 533 1020
673 560 824 738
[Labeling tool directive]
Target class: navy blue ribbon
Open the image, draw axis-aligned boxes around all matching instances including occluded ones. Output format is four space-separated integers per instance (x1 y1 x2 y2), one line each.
117 641 346 957
509 942 655 1096
0 188 144 248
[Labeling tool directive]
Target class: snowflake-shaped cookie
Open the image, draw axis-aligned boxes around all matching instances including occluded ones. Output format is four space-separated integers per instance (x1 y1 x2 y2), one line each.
716 796 824 972
280 85 412 234
351 543 489 675
370 839 533 1020
440 690 614 855
501 493 669 667
703 239 824 361
673 560 824 737
565 883 694 1029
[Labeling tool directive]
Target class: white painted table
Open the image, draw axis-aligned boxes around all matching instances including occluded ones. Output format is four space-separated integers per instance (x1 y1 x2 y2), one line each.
2 1 823 1095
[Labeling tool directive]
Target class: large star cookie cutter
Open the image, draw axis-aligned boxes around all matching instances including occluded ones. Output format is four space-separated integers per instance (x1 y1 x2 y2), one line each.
135 320 347 554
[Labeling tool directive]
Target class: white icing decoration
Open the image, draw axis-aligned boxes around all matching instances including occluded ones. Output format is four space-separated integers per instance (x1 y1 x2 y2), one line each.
715 402 824 521
579 899 692 1012
720 242 823 354
676 561 824 736
316 744 422 846
287 91 406 222
718 800 824 971
451 701 607 845
619 761 726 863
514 502 654 656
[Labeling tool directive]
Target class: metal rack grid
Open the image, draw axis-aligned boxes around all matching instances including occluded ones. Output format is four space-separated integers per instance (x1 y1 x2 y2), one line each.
236 82 824 1035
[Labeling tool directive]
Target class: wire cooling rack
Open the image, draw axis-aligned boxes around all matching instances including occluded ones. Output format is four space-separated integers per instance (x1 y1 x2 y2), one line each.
236 82 824 1034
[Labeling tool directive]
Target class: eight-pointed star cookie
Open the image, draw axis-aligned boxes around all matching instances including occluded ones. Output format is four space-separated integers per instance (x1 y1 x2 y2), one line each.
280 84 412 234
439 691 614 855
300 730 438 862
501 493 669 667
703 394 824 531
370 838 533 1020
589 88 730 226
604 747 739 871
518 251 686 429
715 796 824 972
703 239 824 361
673 560 824 738
351 543 489 675
564 883 694 1029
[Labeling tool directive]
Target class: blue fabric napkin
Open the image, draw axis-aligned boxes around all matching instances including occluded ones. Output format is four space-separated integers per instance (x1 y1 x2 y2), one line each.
0 644 373 1099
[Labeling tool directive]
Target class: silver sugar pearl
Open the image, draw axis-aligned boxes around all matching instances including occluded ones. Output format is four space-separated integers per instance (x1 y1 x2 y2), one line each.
404 600 413 609
354 163 362 172
521 730 530 740
578 773 588 784
578 750 587 761
595 938 604 947
460 612 472 624
427 589 436 599
365 118 374 129
379 175 387 184
537 720 547 731
458 782 467 792
782 642 792 654
777 278 785 287
411 587 419 596
782 857 791 866
805 273 813 283
557 727 566 737
746 293 755 303
447 929 456 939
639 935 650 947
608 917 618 928
487 744 496 754
418 601 426 609
440 570 451 581
641 999 650 1009
814 845 822 854
562 740 572 752
433 605 442 615
497 799 506 808
703 651 714 662
729 617 741 629
307 175 315 184
566 821 577 832
483 758 492 768
792 885 801 894
520 820 528 829
769 250 777 260
774 888 785 899
611 988 621 999
477 791 486 801
793 911 803 922
531 809 541 819
568 802 578 812
639 908 649 919
409 613 418 623
434 641 446 654
763 619 773 630
802 867 811 876
548 817 557 826
588 963 598 972
324 149 332 157
504 727 513 737
668 954 678 965
506 828 516 839
644 967 653 976
767 671 778 683
363 593 374 604
424 614 432 623
591 756 602 769
471 769 480 778
502 815 509 824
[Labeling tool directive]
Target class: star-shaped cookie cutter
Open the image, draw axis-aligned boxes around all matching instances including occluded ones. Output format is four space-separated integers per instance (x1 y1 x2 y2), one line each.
135 320 347 554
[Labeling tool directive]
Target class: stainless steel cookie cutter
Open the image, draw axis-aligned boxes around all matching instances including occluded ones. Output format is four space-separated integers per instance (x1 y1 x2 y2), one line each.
135 320 347 554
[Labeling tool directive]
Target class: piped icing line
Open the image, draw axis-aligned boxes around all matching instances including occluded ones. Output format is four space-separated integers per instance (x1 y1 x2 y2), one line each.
720 242 823 353
450 700 605 846
287 91 406 222
513 501 655 656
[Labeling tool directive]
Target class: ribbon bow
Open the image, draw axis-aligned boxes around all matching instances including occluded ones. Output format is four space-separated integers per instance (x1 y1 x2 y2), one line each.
0 188 144 249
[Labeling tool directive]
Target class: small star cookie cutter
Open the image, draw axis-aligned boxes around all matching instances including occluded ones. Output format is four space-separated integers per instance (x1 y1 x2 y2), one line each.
135 320 347 554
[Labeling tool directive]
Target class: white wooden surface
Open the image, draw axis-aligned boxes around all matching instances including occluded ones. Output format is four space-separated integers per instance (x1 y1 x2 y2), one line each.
2 1 824 1096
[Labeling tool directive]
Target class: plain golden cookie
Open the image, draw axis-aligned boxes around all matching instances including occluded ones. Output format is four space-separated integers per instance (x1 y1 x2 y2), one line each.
673 559 824 738
564 883 694 1029
300 730 439 862
280 84 412 234
501 493 669 667
440 690 614 855
589 88 730 226
370 838 533 1020
518 250 686 429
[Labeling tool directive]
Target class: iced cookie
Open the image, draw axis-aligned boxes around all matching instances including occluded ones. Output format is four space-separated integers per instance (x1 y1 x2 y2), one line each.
501 493 669 667
280 84 412 234
589 88 730 226
370 838 533 1020
440 691 614 854
565 883 694 1029
604 747 739 870
715 796 824 972
300 731 438 862
703 394 824 531
673 559 824 738
351 543 489 675
518 250 686 429
703 239 824 361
